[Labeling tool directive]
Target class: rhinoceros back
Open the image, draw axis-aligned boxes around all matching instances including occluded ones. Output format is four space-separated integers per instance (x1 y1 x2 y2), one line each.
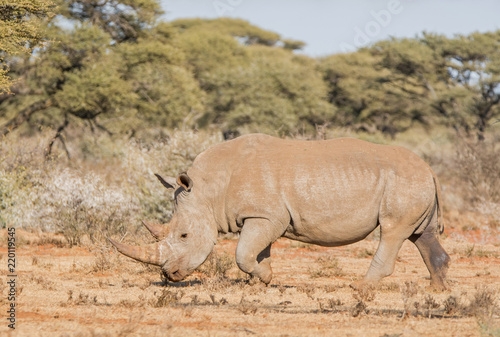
191 134 439 246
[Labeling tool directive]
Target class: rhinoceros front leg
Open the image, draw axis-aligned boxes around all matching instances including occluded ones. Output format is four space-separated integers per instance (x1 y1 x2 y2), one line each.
235 218 284 284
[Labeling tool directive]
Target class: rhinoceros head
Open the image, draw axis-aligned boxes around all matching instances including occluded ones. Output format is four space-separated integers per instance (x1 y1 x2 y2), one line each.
108 172 217 282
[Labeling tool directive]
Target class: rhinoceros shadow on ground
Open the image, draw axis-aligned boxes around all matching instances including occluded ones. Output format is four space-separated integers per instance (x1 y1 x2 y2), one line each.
152 279 203 287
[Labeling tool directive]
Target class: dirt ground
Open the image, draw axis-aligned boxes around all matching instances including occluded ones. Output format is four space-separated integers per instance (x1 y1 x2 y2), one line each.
1 226 498 337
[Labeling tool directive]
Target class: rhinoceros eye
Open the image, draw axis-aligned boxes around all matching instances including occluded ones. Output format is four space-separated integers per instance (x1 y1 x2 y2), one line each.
180 233 188 239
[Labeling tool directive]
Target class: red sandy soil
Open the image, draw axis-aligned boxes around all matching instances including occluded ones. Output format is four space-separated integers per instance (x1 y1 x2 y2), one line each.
0 225 498 337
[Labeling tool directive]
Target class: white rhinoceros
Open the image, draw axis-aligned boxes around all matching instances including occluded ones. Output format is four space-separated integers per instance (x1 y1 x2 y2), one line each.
109 134 450 290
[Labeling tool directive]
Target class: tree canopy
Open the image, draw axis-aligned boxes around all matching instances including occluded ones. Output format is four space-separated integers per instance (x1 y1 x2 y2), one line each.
1 0 499 147
0 0 55 94
320 33 500 139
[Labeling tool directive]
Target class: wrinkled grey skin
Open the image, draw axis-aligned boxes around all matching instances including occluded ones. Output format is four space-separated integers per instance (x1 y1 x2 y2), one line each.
109 134 450 290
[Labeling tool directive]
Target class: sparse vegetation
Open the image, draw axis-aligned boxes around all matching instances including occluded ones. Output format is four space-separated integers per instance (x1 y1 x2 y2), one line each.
400 281 418 318
150 289 185 308
317 297 344 313
351 285 376 317
0 228 499 335
297 284 317 300
237 295 259 315
66 290 99 306
196 250 234 279
357 248 374 258
465 287 498 319
309 256 344 278
92 250 114 273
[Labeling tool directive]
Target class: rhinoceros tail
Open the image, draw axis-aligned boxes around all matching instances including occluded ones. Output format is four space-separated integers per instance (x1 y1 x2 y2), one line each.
431 171 444 235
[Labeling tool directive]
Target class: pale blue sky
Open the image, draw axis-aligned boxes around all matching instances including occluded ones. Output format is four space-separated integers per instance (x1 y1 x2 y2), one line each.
160 0 500 56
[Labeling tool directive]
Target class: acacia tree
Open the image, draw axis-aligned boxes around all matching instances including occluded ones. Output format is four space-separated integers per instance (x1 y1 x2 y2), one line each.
320 42 437 138
59 0 162 42
170 18 331 136
1 12 316 149
422 31 500 141
204 46 333 136
0 0 54 94
321 33 500 140
0 0 173 155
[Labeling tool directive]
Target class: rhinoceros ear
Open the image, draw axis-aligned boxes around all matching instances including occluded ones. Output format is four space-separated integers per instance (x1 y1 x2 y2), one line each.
154 173 177 190
177 172 193 192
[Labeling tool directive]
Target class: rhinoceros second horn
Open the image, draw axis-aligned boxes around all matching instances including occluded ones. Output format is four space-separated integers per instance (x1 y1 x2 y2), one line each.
141 220 168 241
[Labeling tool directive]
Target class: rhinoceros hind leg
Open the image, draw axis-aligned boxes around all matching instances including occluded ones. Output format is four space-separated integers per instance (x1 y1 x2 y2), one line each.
358 230 407 288
236 218 284 285
409 226 450 291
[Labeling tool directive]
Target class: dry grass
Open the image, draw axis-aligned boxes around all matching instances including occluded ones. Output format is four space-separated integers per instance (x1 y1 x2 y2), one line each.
441 135 500 232
150 289 185 308
0 230 499 336
309 256 344 278
196 250 234 279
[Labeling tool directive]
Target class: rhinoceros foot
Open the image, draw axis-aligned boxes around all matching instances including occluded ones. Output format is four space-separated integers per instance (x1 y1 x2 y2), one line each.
428 279 450 292
349 280 377 292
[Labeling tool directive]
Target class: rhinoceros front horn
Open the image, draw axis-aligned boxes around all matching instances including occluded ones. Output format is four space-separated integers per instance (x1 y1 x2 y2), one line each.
107 238 165 266
142 220 168 241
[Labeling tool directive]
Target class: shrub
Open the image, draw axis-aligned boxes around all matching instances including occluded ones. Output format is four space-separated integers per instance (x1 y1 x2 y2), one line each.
196 250 234 278
0 129 222 246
